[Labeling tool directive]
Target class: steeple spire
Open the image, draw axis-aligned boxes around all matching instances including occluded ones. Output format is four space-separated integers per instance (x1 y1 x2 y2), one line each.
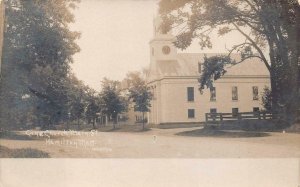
149 13 177 63
153 15 162 36
153 14 173 37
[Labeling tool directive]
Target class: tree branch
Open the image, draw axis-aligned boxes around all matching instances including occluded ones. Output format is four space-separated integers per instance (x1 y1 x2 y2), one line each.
227 41 251 56
244 0 260 14
227 55 266 69
235 16 264 34
232 23 271 71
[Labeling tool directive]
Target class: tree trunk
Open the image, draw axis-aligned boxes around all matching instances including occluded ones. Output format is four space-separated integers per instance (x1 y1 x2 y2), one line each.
77 117 80 130
92 118 96 129
269 68 279 115
285 54 299 125
142 112 145 130
113 116 116 129
66 116 70 130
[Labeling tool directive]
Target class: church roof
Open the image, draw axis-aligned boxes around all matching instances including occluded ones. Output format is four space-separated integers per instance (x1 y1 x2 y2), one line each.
147 53 270 83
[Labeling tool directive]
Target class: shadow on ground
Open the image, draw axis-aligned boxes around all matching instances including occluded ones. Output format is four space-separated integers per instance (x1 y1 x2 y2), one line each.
0 145 50 158
207 119 289 132
0 131 38 140
152 123 204 129
96 125 151 133
176 127 270 138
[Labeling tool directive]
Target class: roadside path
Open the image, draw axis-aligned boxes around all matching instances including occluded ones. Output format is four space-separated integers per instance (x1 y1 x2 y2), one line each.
1 127 299 158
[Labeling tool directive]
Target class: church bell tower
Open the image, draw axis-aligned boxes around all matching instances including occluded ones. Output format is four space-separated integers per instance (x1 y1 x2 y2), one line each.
149 15 177 62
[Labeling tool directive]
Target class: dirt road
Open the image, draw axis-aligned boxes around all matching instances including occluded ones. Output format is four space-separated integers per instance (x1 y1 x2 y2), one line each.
1 127 299 158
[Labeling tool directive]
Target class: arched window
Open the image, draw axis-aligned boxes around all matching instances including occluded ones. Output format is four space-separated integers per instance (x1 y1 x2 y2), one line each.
198 62 202 73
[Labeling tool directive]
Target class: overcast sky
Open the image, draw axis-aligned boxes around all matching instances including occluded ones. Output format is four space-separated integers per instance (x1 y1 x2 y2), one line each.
70 0 245 91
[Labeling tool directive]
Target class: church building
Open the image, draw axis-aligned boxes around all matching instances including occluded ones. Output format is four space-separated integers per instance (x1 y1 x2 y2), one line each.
146 17 270 125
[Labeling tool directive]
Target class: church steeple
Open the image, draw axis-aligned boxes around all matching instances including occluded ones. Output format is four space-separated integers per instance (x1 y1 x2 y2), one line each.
153 15 172 37
150 14 177 62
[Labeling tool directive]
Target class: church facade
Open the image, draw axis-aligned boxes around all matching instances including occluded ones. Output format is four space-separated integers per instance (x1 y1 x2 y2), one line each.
146 17 270 125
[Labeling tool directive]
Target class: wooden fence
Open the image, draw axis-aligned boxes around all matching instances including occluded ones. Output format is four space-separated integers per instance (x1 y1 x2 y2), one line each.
205 111 274 123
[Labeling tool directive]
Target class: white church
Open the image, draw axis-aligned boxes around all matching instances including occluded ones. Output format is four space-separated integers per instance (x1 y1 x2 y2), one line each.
146 17 270 125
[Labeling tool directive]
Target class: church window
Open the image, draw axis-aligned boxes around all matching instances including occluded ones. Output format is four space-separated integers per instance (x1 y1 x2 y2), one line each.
188 109 195 118
210 108 217 120
253 107 260 113
198 62 202 73
187 87 194 102
252 86 259 100
210 108 217 113
210 87 216 101
232 108 239 117
232 86 238 101
162 46 170 55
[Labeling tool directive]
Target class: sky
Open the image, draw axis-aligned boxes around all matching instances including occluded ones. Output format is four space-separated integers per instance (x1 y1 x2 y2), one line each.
70 0 245 91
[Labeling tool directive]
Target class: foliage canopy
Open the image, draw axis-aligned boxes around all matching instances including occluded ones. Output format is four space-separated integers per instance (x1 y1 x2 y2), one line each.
159 0 300 123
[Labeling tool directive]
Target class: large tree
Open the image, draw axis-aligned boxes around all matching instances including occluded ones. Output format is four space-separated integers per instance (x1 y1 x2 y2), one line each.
0 0 81 129
85 90 102 129
66 74 89 130
126 71 152 130
100 78 128 129
159 0 299 124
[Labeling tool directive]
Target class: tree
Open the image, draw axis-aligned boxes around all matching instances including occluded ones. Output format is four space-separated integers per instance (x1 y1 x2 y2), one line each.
198 55 232 92
100 78 128 129
85 91 102 129
0 0 81 129
67 75 88 130
159 0 299 124
126 71 152 130
261 86 272 112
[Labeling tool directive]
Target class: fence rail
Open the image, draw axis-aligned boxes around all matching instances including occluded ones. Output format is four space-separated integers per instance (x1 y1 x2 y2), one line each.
205 111 274 123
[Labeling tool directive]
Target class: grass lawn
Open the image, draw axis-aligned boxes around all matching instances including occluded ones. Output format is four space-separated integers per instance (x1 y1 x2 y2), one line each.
0 145 49 158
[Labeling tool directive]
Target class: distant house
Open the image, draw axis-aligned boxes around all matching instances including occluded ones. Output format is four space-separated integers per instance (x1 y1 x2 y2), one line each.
146 16 270 125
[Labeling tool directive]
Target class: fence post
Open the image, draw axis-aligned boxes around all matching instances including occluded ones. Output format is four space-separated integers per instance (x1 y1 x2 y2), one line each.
205 113 208 122
212 113 216 121
237 113 241 121
220 113 223 122
258 111 261 120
